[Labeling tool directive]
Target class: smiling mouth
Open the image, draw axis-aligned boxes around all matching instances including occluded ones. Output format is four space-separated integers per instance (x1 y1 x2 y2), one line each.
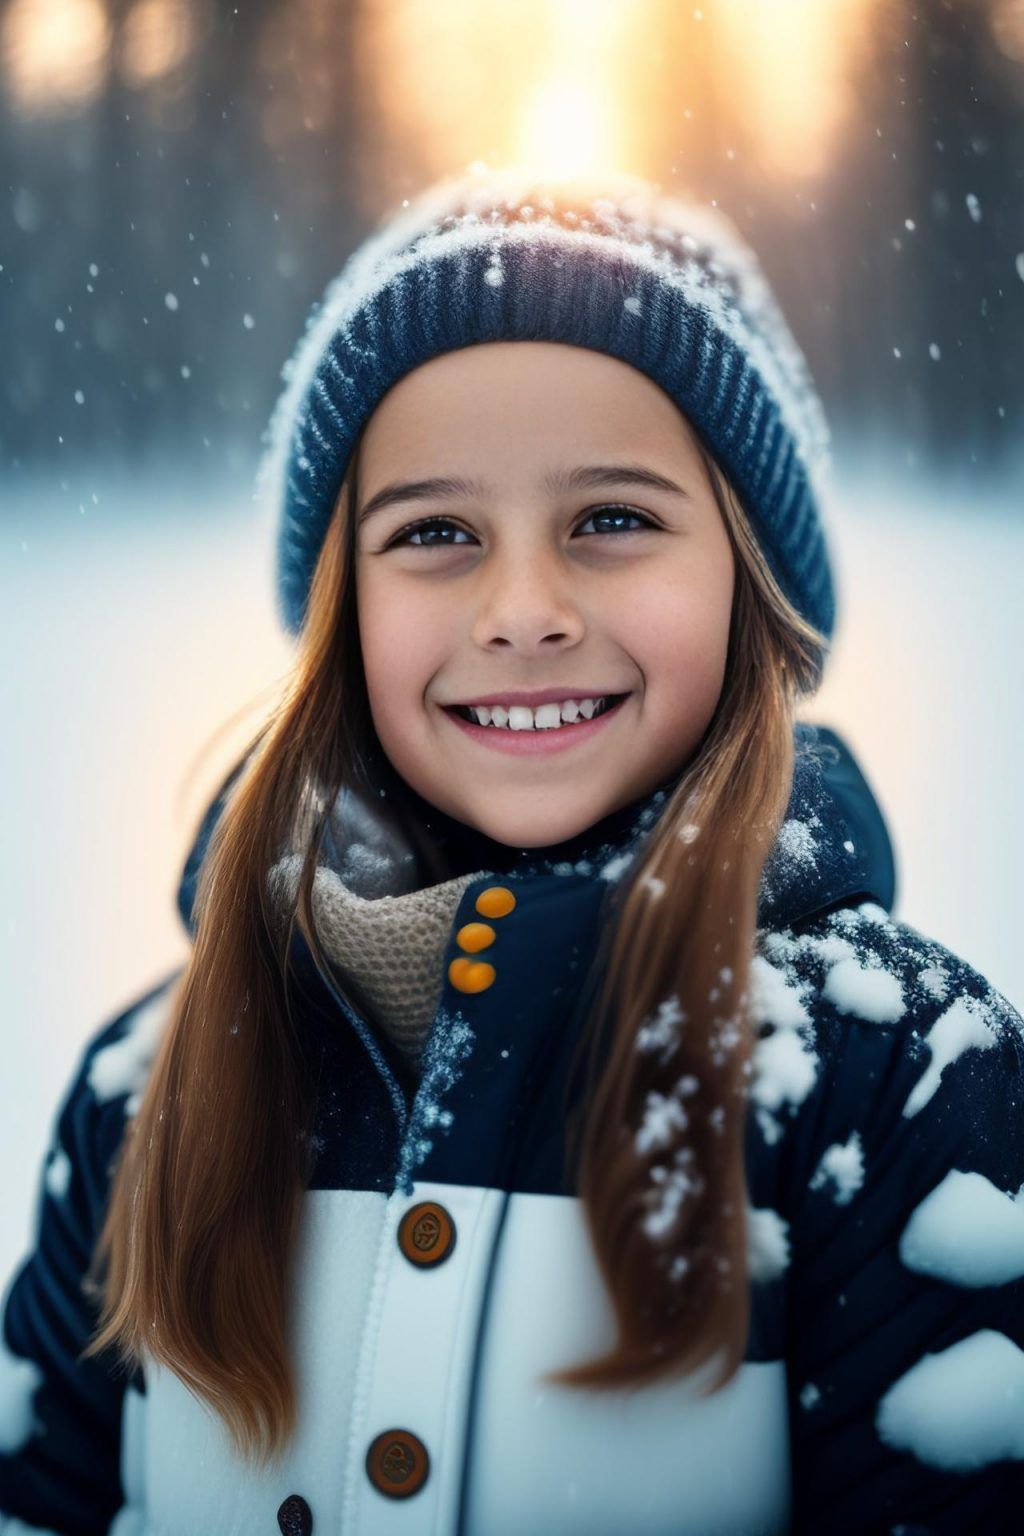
444 693 630 730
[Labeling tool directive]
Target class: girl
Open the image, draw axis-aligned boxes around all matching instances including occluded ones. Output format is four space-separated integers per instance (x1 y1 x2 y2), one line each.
3 165 1023 1536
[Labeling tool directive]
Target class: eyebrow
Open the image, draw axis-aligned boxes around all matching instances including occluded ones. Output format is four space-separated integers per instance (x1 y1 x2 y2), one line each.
356 463 693 526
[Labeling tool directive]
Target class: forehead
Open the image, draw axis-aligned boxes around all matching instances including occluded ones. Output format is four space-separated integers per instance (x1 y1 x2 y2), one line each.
358 340 702 473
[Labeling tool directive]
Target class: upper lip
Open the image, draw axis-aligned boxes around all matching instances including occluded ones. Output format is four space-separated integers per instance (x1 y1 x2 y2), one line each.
443 688 631 708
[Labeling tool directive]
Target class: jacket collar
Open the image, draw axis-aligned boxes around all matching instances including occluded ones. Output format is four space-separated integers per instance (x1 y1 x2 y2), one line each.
177 720 896 945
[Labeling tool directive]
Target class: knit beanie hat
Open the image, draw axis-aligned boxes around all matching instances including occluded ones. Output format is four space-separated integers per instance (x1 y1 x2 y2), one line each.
256 163 837 642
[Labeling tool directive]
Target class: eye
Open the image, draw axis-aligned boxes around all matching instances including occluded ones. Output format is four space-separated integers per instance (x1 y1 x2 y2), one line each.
382 504 659 549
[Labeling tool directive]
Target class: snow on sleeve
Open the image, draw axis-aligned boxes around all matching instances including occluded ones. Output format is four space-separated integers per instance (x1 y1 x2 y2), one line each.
822 957 905 1024
775 818 820 867
43 1145 71 1201
876 1330 1024 1471
779 912 1024 1529
746 1205 790 1282
748 954 819 1117
918 963 950 1002
902 995 999 1119
749 906 915 1135
899 1170 1024 1287
809 1131 865 1206
754 907 1024 1136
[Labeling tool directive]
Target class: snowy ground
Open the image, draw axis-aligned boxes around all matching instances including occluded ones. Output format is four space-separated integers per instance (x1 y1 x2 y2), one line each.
1 457 1021 1276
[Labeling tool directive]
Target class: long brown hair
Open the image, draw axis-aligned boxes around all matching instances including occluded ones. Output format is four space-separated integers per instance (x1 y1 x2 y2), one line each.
81 417 827 1464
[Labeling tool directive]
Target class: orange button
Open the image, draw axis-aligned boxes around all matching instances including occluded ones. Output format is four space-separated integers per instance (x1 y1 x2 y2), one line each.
397 1201 457 1267
456 921 496 953
365 1428 430 1499
448 956 496 993
475 885 516 919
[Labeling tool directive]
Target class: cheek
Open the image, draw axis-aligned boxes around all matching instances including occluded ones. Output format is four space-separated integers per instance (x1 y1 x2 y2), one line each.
357 573 448 720
627 570 732 673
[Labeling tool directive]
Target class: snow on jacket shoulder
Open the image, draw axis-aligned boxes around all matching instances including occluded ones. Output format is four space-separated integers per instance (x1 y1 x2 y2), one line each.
747 901 1024 1534
0 975 179 1536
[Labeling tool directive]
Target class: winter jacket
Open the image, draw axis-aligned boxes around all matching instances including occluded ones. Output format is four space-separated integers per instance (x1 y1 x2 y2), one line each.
3 721 1024 1536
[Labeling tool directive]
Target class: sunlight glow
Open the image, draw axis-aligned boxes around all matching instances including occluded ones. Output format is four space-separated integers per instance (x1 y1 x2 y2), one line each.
519 77 618 180
2 0 110 116
991 0 1024 63
120 0 196 88
330 0 881 196
714 0 878 179
516 0 630 178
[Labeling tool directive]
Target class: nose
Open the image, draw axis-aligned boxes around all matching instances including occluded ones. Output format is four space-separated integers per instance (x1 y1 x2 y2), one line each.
469 547 587 652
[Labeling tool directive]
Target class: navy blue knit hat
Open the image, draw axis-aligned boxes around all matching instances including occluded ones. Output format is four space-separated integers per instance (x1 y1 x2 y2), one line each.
257 164 837 643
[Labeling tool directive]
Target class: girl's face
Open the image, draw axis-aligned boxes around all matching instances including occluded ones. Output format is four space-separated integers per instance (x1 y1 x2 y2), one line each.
354 340 735 849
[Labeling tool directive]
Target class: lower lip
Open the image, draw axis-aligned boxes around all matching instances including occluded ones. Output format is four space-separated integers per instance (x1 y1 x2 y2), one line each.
440 696 631 755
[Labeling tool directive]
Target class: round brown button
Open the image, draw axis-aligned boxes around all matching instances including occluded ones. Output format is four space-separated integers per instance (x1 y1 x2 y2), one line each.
398 1201 457 1268
365 1427 430 1498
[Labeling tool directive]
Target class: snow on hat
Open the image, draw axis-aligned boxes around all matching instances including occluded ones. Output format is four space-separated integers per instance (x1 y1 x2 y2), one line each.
256 163 837 641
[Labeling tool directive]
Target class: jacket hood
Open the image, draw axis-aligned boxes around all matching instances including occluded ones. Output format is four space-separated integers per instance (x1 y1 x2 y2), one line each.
176 719 897 943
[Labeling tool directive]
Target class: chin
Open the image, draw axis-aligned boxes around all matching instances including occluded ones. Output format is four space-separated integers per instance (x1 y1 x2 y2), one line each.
463 805 596 850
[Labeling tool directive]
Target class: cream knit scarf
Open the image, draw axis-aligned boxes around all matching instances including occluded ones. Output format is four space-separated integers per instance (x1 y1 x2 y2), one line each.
267 783 491 1076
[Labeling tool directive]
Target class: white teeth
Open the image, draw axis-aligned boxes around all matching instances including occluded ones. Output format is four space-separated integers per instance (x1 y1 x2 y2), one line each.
462 696 617 730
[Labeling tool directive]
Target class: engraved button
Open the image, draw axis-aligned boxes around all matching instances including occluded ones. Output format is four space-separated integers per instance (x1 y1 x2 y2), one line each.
455 921 496 953
475 885 516 919
398 1201 457 1268
277 1492 313 1535
448 956 496 993
366 1428 430 1499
